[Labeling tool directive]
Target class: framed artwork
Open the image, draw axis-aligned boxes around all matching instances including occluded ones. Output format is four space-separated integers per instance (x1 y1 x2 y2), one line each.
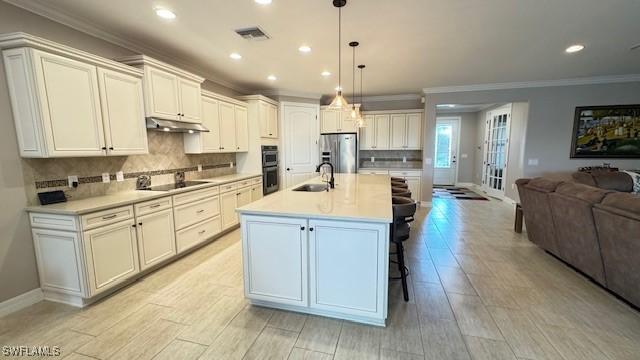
571 105 640 158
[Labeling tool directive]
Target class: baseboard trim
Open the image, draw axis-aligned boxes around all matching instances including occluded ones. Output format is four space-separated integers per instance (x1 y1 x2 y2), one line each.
455 182 475 188
0 288 43 317
420 201 432 207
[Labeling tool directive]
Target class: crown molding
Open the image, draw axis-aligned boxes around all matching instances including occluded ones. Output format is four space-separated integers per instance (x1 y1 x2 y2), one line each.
238 94 279 106
4 0 249 93
258 89 322 100
202 90 247 106
423 74 640 94
349 94 422 103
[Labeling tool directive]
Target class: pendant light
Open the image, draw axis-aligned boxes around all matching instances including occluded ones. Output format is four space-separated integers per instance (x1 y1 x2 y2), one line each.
349 41 360 119
327 0 350 111
356 64 366 128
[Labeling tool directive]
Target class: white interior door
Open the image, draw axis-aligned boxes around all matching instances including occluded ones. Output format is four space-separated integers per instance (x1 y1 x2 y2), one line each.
433 117 460 185
283 103 319 188
482 105 511 197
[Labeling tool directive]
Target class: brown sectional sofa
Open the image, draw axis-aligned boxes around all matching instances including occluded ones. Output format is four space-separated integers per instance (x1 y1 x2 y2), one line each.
516 175 640 308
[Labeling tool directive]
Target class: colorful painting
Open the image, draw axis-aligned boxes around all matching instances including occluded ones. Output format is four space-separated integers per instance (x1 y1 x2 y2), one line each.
571 105 640 158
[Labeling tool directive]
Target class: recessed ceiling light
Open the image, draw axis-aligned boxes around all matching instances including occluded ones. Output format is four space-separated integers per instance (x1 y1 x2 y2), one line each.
299 45 312 53
565 44 585 53
437 104 456 108
154 7 176 19
267 75 277 81
255 0 272 4
229 53 242 60
321 71 331 77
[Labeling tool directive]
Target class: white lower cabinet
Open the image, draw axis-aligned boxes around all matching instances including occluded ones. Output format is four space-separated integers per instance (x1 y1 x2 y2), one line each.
241 214 389 325
251 183 263 202
242 216 308 306
135 207 176 270
83 218 140 296
220 190 239 230
31 228 85 297
389 170 422 203
176 216 222 253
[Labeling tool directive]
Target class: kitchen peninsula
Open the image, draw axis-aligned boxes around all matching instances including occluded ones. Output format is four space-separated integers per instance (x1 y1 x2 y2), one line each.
237 173 393 326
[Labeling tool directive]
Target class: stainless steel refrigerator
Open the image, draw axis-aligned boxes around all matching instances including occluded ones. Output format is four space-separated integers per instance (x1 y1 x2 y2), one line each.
319 133 358 173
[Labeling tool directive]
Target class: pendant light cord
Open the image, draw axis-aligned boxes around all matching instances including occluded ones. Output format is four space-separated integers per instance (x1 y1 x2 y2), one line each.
352 44 355 107
338 7 342 93
360 67 363 107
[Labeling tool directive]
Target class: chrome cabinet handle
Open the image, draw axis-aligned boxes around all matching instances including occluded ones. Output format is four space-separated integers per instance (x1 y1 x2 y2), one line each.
150 203 161 208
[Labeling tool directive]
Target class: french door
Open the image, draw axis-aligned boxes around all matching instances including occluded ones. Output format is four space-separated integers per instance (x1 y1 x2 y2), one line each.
433 117 460 185
482 104 511 197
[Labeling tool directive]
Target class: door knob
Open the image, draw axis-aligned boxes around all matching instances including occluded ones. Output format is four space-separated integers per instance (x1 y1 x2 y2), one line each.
286 168 291 171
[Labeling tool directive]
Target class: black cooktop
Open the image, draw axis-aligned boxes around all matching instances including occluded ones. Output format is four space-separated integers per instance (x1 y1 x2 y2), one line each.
142 181 208 191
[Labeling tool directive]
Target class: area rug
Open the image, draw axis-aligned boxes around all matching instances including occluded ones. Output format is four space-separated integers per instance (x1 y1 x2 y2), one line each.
432 186 489 200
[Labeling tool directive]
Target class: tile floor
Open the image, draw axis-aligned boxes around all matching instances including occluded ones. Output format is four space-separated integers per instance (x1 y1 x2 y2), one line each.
2 198 640 359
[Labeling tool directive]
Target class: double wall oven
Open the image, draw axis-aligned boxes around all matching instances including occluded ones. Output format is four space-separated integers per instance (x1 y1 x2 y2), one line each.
262 145 279 195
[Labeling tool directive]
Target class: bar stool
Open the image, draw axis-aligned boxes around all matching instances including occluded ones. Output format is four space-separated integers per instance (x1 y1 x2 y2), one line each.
391 196 416 302
391 181 408 189
391 177 406 183
392 186 412 198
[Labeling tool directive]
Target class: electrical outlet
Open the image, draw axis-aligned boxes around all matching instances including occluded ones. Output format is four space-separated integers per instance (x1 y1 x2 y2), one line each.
116 171 124 182
461 153 468 159
197 164 203 172
511 183 516 190
403 157 407 163
102 173 110 183
68 175 78 188
230 162 234 168
371 157 375 162
527 158 539 166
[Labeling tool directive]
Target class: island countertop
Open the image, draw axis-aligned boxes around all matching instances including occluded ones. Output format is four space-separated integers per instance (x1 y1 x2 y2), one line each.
237 173 393 223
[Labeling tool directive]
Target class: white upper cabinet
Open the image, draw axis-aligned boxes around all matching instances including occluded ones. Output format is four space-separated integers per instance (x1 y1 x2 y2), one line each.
118 55 204 123
0 34 148 158
359 115 376 150
390 113 422 150
257 101 278 139
97 68 148 155
374 114 391 149
320 105 360 134
358 110 422 151
406 113 422 149
183 91 248 154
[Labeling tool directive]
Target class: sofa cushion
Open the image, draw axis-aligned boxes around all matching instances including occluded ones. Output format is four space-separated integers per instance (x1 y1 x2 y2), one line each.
555 182 611 203
525 178 563 193
572 172 597 187
592 172 634 192
595 192 640 221
517 178 561 254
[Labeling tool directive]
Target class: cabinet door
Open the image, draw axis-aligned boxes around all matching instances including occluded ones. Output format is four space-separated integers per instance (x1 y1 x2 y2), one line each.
136 208 176 270
33 50 106 157
177 78 201 123
374 115 390 150
220 191 239 229
340 109 356 133
219 102 237 152
235 106 249 152
390 114 407 149
359 115 375 150
251 185 263 202
237 186 252 208
268 104 278 138
258 101 270 138
32 228 86 296
321 110 339 133
83 219 140 296
200 97 221 152
242 215 308 306
308 219 387 318
97 68 148 155
406 113 422 149
145 67 179 120
406 176 421 202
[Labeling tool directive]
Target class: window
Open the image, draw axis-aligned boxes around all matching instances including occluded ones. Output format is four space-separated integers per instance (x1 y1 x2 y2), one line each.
435 124 452 168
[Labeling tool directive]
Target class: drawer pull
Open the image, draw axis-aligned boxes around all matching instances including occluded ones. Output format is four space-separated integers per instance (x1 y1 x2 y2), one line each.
150 203 161 208
198 230 206 235
196 209 205 214
102 214 117 220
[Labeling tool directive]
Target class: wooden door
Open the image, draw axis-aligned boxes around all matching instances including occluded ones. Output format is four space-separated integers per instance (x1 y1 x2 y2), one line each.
200 97 221 152
235 106 249 152
34 50 105 157
145 67 179 120
406 113 422 149
374 115 390 150
242 215 308 306
218 101 237 152
83 219 139 296
136 208 176 270
482 105 512 197
390 114 407 149
283 104 319 187
434 117 460 185
97 68 148 155
220 191 238 229
177 78 202 123
321 109 339 133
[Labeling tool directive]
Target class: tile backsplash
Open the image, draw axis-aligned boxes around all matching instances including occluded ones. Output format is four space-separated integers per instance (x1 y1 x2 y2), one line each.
360 150 422 169
22 132 236 205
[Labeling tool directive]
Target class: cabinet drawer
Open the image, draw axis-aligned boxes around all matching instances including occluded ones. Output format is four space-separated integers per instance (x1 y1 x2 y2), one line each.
220 182 237 194
176 216 222 253
251 176 262 184
81 205 134 231
134 197 172 216
359 170 389 175
174 195 220 230
30 212 79 232
389 170 421 178
172 185 219 206
236 179 252 188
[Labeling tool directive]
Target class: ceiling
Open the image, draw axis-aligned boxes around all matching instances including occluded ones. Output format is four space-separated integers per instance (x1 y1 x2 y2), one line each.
7 0 640 97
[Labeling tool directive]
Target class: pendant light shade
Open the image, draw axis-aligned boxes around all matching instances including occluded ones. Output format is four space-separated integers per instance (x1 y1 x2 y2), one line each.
327 0 350 111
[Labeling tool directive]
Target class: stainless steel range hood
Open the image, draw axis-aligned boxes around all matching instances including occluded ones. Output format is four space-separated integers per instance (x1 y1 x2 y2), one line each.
146 117 209 133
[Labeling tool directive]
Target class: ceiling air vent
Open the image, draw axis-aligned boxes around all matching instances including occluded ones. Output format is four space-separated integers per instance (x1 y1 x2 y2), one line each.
235 27 270 41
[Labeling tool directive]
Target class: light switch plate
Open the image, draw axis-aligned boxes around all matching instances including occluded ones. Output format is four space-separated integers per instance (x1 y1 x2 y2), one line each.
197 164 203 172
68 175 78 188
102 173 110 183
371 157 375 162
116 171 124 182
527 158 539 166
461 153 468 159
403 157 407 163
230 162 234 168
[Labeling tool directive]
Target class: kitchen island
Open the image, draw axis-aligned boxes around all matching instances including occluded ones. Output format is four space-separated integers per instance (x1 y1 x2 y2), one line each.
237 173 393 326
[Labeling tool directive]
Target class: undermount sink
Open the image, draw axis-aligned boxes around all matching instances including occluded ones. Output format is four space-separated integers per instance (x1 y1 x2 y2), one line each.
293 183 329 192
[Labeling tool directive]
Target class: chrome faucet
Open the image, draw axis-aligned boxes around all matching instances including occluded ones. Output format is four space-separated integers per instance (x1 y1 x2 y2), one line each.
315 161 335 189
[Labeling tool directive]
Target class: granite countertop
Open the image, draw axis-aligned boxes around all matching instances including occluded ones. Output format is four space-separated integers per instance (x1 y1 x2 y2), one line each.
26 173 262 215
236 173 393 223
